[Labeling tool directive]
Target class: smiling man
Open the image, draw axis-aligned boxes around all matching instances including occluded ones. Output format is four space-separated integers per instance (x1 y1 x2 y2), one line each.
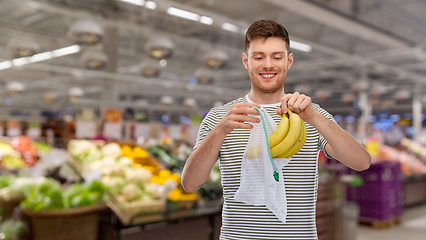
182 19 371 240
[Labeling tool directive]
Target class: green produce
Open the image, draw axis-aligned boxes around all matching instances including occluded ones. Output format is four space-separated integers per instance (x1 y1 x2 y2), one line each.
0 175 15 189
33 141 52 155
0 220 27 240
21 179 107 211
0 177 46 200
147 146 185 172
69 140 101 162
21 180 64 211
1 154 26 170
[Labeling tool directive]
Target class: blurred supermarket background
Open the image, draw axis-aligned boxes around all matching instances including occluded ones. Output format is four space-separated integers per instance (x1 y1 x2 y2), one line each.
1 0 426 239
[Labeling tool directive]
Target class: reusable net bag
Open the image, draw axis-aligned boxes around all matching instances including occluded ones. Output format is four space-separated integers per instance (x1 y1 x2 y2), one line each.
234 107 291 223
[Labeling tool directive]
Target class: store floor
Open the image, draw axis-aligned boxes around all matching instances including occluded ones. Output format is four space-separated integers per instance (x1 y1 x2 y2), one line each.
357 204 426 240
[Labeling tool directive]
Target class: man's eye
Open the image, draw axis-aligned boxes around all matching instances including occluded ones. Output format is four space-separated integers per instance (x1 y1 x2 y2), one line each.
274 57 282 60
254 57 262 60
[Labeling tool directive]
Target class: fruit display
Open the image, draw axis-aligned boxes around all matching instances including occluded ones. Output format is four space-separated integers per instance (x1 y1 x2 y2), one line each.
10 136 38 166
378 144 426 175
0 138 51 170
246 109 307 159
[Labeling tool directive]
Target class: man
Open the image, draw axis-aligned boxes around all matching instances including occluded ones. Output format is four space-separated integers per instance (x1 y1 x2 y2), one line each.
182 20 371 239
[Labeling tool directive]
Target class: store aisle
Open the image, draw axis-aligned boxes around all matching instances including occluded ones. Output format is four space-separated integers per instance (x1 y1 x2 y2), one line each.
357 204 426 240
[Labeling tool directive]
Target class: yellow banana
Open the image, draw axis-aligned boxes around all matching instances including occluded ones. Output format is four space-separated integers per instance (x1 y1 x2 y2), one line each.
269 112 290 148
245 112 290 160
270 110 302 158
278 118 307 158
245 144 261 160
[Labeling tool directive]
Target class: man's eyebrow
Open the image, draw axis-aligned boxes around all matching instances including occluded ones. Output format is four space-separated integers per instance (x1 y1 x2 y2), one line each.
251 51 286 55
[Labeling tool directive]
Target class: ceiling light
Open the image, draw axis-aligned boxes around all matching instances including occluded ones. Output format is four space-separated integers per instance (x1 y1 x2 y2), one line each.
12 57 31 66
222 22 240 33
200 16 213 25
31 52 53 62
118 0 145 6
0 61 12 70
0 45 80 71
290 40 312 52
52 45 81 57
167 7 200 21
159 59 167 67
145 1 156 9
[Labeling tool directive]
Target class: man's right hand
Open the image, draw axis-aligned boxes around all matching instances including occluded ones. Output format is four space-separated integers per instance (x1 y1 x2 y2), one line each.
216 102 262 135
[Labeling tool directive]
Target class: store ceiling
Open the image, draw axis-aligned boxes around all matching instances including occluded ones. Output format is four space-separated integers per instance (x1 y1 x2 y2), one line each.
1 0 426 117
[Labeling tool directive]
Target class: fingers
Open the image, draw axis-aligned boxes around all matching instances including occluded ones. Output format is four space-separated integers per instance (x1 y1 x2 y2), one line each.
228 114 260 124
280 92 312 114
230 102 261 116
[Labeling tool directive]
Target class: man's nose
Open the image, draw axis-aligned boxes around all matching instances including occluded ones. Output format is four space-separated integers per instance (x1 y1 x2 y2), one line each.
263 58 274 69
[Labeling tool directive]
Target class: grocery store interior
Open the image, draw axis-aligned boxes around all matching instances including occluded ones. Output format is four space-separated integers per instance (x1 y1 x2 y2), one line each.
1 0 426 239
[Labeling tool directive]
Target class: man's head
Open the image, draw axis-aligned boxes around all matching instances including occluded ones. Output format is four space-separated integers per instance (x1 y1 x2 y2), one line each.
242 20 293 95
245 20 290 53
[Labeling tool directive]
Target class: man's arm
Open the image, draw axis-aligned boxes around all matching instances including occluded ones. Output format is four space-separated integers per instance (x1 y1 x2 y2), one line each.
279 92 371 171
181 128 227 192
308 110 370 171
181 102 261 192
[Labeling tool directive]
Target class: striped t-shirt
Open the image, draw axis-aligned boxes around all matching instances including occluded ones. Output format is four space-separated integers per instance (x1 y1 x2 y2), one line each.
194 95 335 240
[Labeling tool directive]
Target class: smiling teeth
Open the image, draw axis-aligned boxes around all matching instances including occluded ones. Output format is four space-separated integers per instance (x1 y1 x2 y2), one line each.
261 74 275 78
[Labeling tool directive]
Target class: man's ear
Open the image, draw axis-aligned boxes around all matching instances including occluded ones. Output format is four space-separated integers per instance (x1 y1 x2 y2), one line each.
242 53 248 69
287 53 294 69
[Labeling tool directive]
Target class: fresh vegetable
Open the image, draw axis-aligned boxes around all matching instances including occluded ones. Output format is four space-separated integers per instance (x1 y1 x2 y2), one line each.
125 168 152 187
121 184 143 202
21 179 107 211
21 179 64 211
101 143 122 159
0 175 15 189
0 177 46 200
0 220 27 240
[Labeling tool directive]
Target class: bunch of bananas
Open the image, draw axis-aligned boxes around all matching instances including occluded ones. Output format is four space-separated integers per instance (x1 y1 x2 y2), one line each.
246 109 307 159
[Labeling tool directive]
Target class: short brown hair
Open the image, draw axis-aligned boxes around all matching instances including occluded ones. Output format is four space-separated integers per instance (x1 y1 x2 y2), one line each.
245 20 290 52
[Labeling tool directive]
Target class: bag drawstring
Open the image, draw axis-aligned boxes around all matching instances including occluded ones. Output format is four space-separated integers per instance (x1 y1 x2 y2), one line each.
252 107 279 182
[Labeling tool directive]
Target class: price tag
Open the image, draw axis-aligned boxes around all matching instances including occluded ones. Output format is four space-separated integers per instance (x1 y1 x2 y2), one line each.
76 121 97 139
169 124 182 140
103 122 123 140
7 128 21 137
27 128 41 139
187 125 200 146
134 123 150 138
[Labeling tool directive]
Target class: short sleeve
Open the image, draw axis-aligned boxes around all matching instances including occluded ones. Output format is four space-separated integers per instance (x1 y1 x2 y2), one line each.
193 107 219 150
315 104 338 159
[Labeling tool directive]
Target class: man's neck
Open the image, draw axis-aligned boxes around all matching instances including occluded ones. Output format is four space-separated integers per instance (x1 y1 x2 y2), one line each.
247 90 285 105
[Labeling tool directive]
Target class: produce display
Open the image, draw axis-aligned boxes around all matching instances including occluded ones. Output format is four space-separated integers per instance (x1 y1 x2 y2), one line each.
21 179 107 211
0 137 52 171
245 109 307 159
378 144 426 175
10 136 38 166
0 219 27 240
68 141 186 206
0 176 47 201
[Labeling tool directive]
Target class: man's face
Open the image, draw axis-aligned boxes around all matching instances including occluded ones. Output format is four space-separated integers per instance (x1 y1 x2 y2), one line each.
242 37 293 94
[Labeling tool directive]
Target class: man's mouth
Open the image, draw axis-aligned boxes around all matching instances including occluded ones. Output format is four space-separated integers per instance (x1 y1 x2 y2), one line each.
259 73 277 79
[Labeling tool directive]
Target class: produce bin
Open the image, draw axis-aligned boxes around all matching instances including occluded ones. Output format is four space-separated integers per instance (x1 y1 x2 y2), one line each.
107 192 166 226
22 203 107 240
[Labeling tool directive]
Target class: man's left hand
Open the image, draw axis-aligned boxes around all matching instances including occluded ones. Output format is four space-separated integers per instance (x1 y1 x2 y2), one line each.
276 92 316 121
